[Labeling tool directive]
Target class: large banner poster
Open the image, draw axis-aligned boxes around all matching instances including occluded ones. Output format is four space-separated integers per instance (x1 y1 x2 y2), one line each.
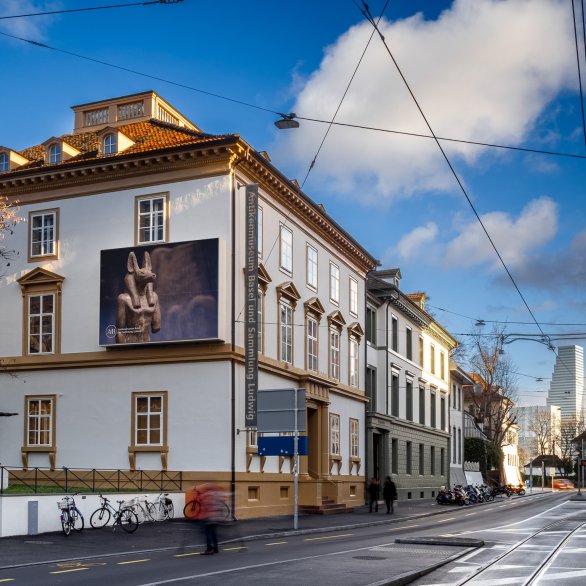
99 239 220 346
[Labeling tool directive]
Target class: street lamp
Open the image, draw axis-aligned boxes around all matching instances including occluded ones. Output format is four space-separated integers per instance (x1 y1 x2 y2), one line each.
274 113 300 129
498 334 555 355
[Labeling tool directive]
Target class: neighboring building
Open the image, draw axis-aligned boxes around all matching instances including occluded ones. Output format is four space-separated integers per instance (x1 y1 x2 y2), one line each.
516 405 561 460
547 345 584 420
449 365 473 487
524 454 565 478
0 91 378 517
365 272 457 501
502 424 523 486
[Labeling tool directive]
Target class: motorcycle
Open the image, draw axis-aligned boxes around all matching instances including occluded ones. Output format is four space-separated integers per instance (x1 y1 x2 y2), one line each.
436 488 454 505
453 485 470 506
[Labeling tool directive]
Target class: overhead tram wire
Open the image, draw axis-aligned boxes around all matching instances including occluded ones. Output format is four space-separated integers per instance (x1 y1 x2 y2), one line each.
1 30 586 162
300 1 389 189
354 1 551 345
0 1 183 20
571 0 586 151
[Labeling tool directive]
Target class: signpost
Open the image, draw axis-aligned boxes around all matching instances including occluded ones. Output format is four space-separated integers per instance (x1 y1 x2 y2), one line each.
257 388 306 529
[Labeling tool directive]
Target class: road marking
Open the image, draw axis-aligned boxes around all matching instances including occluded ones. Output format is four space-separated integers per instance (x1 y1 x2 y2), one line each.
437 517 455 522
50 568 89 574
222 546 247 551
0 580 15 583
117 559 150 565
389 524 419 530
304 533 353 541
174 552 201 557
465 512 478 516
265 541 288 546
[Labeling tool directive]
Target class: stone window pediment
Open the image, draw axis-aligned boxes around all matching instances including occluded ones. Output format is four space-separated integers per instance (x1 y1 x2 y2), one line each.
304 296 325 319
258 262 272 289
347 321 364 339
327 309 346 331
276 281 301 306
17 267 65 291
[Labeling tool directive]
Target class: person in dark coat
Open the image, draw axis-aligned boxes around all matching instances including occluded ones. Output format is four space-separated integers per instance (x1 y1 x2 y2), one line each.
368 477 380 512
383 476 398 514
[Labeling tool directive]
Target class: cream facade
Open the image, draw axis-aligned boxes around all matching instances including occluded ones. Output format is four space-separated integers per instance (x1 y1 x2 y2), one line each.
0 92 377 517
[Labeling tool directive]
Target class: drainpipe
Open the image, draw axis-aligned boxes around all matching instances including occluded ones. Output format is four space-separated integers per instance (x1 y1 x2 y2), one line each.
230 170 237 518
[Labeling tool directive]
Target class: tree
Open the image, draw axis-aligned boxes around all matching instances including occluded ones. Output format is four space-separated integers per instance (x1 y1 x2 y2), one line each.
526 409 560 457
465 326 519 483
559 416 586 475
0 196 23 273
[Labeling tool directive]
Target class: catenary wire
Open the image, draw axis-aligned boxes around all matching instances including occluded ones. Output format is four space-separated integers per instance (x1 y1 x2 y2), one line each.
0 0 182 20
571 0 586 151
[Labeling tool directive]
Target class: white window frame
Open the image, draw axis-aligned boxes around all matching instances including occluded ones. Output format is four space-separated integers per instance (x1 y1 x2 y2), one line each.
103 133 117 155
330 326 340 381
26 396 54 447
30 210 57 258
306 315 318 371
306 243 318 290
48 143 62 164
279 225 293 274
349 277 358 316
134 394 164 447
279 300 293 364
329 262 340 305
28 293 55 355
0 152 8 172
137 195 167 244
349 336 359 387
350 418 359 458
329 413 340 457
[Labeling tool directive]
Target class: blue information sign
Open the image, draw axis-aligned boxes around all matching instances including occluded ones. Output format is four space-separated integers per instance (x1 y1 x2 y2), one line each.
258 436 308 456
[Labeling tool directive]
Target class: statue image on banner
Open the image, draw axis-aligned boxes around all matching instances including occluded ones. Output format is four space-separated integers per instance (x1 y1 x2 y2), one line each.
116 251 161 343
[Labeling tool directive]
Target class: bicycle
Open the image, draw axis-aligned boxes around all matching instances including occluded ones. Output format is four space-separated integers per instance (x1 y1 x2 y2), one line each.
124 496 157 524
57 494 84 536
183 486 230 521
89 495 139 533
151 493 174 521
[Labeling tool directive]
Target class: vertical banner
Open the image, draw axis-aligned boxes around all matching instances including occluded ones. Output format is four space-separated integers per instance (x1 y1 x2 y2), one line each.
245 184 259 428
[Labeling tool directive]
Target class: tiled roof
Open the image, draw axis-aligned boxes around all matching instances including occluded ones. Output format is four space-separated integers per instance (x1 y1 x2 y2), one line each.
5 119 237 175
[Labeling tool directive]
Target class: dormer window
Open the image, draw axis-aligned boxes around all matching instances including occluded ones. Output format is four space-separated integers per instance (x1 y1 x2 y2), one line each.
0 152 8 172
103 134 117 155
48 143 62 164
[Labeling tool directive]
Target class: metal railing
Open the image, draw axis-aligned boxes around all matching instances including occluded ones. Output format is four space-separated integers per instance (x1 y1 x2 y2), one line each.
0 465 183 495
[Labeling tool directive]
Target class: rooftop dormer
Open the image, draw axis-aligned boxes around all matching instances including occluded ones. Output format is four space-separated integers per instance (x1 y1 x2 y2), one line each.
96 126 135 156
41 137 81 165
0 148 29 172
71 91 200 134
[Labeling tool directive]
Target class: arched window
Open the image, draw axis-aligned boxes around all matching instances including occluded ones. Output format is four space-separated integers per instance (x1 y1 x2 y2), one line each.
103 134 117 155
0 152 8 172
48 143 62 164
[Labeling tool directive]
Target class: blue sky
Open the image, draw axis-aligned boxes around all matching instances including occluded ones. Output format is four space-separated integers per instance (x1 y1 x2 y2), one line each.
1 0 585 405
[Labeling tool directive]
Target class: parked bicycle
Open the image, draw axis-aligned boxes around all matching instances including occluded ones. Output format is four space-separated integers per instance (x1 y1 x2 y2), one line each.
152 493 175 521
124 496 157 524
183 485 230 521
90 494 139 533
57 493 84 536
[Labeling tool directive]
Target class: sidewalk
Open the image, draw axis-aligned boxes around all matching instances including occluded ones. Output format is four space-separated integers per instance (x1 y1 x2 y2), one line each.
0 495 522 571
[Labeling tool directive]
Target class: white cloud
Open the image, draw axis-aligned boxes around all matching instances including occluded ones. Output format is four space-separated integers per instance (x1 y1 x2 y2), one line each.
395 222 438 260
0 1 62 40
275 0 575 201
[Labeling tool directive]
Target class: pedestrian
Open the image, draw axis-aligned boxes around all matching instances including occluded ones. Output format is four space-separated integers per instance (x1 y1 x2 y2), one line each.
368 477 380 512
383 476 398 514
198 483 225 555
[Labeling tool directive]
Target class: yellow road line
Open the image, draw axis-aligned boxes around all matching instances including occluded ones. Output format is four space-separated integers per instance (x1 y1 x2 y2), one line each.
265 541 288 546
116 559 150 565
174 552 201 557
304 533 353 541
222 546 247 551
50 568 89 575
0 579 15 582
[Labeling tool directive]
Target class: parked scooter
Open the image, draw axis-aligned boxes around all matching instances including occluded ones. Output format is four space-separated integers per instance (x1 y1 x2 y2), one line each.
453 485 470 506
436 487 454 505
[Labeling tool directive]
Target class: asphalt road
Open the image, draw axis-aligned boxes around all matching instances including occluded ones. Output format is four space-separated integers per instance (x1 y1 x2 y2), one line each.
0 492 576 586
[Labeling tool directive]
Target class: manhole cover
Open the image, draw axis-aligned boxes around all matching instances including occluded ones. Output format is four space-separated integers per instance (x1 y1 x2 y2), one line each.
353 555 386 560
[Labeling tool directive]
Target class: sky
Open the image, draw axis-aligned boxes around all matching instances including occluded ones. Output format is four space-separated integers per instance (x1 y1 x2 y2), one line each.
1 0 585 405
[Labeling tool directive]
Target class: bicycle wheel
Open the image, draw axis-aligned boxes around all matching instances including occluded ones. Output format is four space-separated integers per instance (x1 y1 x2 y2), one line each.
221 501 231 521
145 501 157 522
165 501 174 520
72 508 84 532
61 510 72 536
90 507 111 529
118 508 139 533
182 499 200 520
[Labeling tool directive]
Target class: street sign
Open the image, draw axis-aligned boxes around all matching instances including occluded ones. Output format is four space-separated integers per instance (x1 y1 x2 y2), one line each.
257 388 306 433
258 436 308 456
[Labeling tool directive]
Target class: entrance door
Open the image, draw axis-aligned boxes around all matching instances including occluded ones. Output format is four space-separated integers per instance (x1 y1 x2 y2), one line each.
307 407 319 477
373 432 381 480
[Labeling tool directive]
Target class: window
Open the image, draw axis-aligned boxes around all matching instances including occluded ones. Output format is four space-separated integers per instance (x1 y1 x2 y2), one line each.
366 306 376 345
453 427 457 463
27 293 55 354
247 429 258 449
330 414 340 456
430 391 436 427
48 143 61 164
419 386 425 425
419 443 424 475
306 244 318 289
118 101 144 120
391 438 398 474
306 316 318 371
406 380 413 421
26 396 54 447
349 277 358 316
85 108 109 126
441 396 446 430
257 205 263 258
349 336 359 387
391 316 398 352
329 327 340 380
329 263 340 304
29 209 58 259
134 394 164 446
406 327 412 361
391 373 399 417
366 366 377 411
278 225 293 273
430 446 435 475
430 344 436 374
440 351 446 380
136 194 168 244
406 441 412 475
440 447 445 476
0 152 8 172
459 387 462 411
103 133 117 155
419 337 424 367
279 301 293 364
350 419 359 458
157 106 178 125
458 428 462 464
452 384 456 408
